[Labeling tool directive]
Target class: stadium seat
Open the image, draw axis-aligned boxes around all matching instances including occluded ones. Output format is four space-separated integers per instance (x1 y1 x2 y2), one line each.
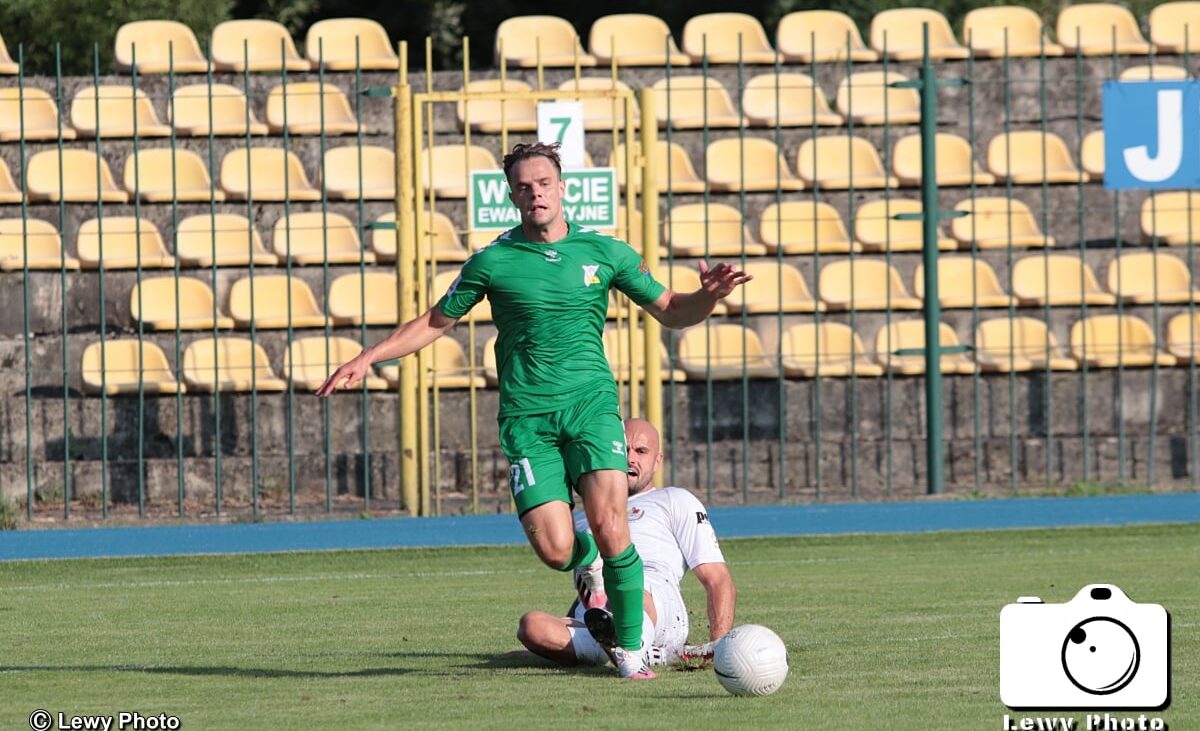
598 206 650 252
265 82 359 136
284 336 387 390
975 317 1078 372
723 261 824 314
273 211 374 266
369 211 471 263
122 148 225 202
379 337 488 389
776 10 879 63
0 219 80 271
219 147 321 201
182 337 287 392
893 133 995 187
854 199 956 252
114 20 210 73
328 271 398 325
1011 255 1117 306
323 145 395 200
170 84 269 136
819 260 922 311
913 258 1016 308
796 135 897 189
602 326 686 382
229 275 329 329
421 145 500 199
26 150 129 203
951 197 1054 249
611 141 706 193
656 263 726 314
0 159 20 203
1058 4 1152 56
962 6 1064 57
780 322 883 377
0 87 76 141
70 86 171 138
663 203 767 257
1107 251 1200 304
677 324 777 380
0 30 16 74
1080 130 1105 178
81 340 182 395
705 138 804 192
1071 315 1177 367
211 19 312 72
1166 312 1200 360
457 79 537 133
758 201 861 254
650 76 745 129
874 320 976 375
588 14 690 66
129 276 234 330
836 71 920 126
987 131 1089 184
76 217 175 269
681 13 778 64
1119 64 1188 81
1150 2 1200 54
556 77 639 130
175 213 277 267
870 8 969 60
1141 191 1200 245
495 16 595 67
305 17 398 70
742 73 842 127
432 270 493 321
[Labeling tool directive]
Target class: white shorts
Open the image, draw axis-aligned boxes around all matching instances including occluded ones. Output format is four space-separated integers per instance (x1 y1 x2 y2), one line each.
567 575 690 667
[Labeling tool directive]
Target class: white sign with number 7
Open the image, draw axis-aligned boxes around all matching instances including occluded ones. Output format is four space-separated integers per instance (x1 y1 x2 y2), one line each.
537 101 585 169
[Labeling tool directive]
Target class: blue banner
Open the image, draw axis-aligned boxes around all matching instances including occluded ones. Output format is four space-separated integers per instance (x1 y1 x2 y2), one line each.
1103 81 1200 189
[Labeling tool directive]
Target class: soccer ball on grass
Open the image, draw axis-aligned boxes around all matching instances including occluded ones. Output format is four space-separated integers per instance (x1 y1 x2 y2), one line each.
712 624 789 696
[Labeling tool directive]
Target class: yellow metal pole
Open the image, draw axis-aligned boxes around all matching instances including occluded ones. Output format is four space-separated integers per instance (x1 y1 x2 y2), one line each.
395 42 420 513
624 92 640 420
638 87 663 483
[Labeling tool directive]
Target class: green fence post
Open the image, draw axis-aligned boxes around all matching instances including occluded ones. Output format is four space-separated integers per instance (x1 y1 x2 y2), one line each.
918 26 945 495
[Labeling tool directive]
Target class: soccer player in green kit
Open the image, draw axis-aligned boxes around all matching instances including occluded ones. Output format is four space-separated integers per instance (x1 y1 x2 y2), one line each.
316 142 749 678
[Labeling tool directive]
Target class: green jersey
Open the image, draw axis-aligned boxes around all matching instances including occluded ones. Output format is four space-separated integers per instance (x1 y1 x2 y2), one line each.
436 223 666 417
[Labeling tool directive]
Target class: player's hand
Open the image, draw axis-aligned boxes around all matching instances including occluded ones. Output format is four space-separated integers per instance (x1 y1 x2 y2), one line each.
698 261 752 300
315 355 373 397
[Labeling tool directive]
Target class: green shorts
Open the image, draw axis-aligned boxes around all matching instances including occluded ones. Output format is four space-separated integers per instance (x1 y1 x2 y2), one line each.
498 392 628 516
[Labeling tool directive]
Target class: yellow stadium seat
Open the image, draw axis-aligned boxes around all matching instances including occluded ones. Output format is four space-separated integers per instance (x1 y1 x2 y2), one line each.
211 19 312 72
0 158 19 203
0 219 80 271
123 148 225 202
0 31 17 74
598 206 651 253
742 73 843 127
69 85 170 139
170 84 268 136
0 88 76 141
305 17 398 70
655 263 726 314
114 20 210 74
1011 255 1117 306
724 261 824 314
870 8 969 60
328 271 398 325
130 276 234 330
759 201 861 254
219 147 321 201
1150 2 1200 54
951 197 1054 249
1141 191 1200 245
663 203 767 257
836 71 920 126
273 212 374 266
589 14 690 66
682 13 777 64
176 213 277 268
650 76 745 129
379 337 488 389
370 211 471 263
893 133 995 187
81 340 182 395
987 131 1089 184
602 327 686 382
678 324 777 380
819 260 922 311
284 336 387 391
1166 312 1200 360
482 335 499 386
1119 64 1188 81
1071 315 1176 367
457 79 537 133
776 10 879 63
1080 130 1104 178
914 258 1016 308
705 138 804 192
874 320 976 375
975 317 1078 372
611 141 706 193
26 150 129 203
1107 251 1200 304
182 337 287 392
853 199 956 252
780 322 883 377
229 275 329 329
962 6 1064 57
495 16 595 68
432 270 493 321
556 77 639 130
421 145 500 199
76 217 175 270
265 82 359 136
1057 4 1152 56
323 145 395 200
796 135 898 190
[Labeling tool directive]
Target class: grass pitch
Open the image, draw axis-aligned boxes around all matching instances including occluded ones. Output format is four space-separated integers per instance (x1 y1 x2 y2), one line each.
0 523 1196 730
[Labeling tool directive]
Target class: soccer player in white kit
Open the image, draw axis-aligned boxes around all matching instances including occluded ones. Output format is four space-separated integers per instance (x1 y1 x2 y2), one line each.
516 418 737 668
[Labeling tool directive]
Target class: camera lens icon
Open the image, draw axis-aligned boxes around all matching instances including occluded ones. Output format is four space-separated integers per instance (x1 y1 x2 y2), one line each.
1061 617 1140 695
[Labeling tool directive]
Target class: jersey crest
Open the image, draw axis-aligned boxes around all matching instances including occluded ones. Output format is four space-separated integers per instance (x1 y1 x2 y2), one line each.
583 264 601 286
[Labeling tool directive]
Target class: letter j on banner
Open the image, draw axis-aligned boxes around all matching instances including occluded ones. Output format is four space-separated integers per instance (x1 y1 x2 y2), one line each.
1103 81 1200 189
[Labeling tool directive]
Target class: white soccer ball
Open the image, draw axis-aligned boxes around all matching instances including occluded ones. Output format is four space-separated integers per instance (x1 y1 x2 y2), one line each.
713 624 789 696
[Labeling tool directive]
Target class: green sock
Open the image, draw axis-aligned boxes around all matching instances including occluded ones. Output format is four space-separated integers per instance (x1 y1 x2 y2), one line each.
558 531 599 572
602 544 645 651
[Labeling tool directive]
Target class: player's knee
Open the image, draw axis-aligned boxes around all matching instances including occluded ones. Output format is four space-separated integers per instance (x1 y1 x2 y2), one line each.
516 611 547 650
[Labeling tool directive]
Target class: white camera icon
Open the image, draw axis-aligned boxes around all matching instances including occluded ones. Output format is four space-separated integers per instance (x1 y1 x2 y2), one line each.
1000 584 1169 709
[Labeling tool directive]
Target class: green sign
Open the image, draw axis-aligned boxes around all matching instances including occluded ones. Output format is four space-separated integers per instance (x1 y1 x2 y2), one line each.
469 168 618 231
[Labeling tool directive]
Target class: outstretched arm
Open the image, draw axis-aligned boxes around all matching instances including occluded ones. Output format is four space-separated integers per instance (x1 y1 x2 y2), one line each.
642 261 752 329
693 562 737 643
315 306 459 396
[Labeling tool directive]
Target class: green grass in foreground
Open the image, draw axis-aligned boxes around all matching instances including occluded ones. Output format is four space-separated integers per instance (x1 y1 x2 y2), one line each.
0 524 1196 730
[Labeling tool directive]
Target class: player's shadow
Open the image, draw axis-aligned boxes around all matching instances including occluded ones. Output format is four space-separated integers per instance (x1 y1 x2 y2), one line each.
0 664 417 679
